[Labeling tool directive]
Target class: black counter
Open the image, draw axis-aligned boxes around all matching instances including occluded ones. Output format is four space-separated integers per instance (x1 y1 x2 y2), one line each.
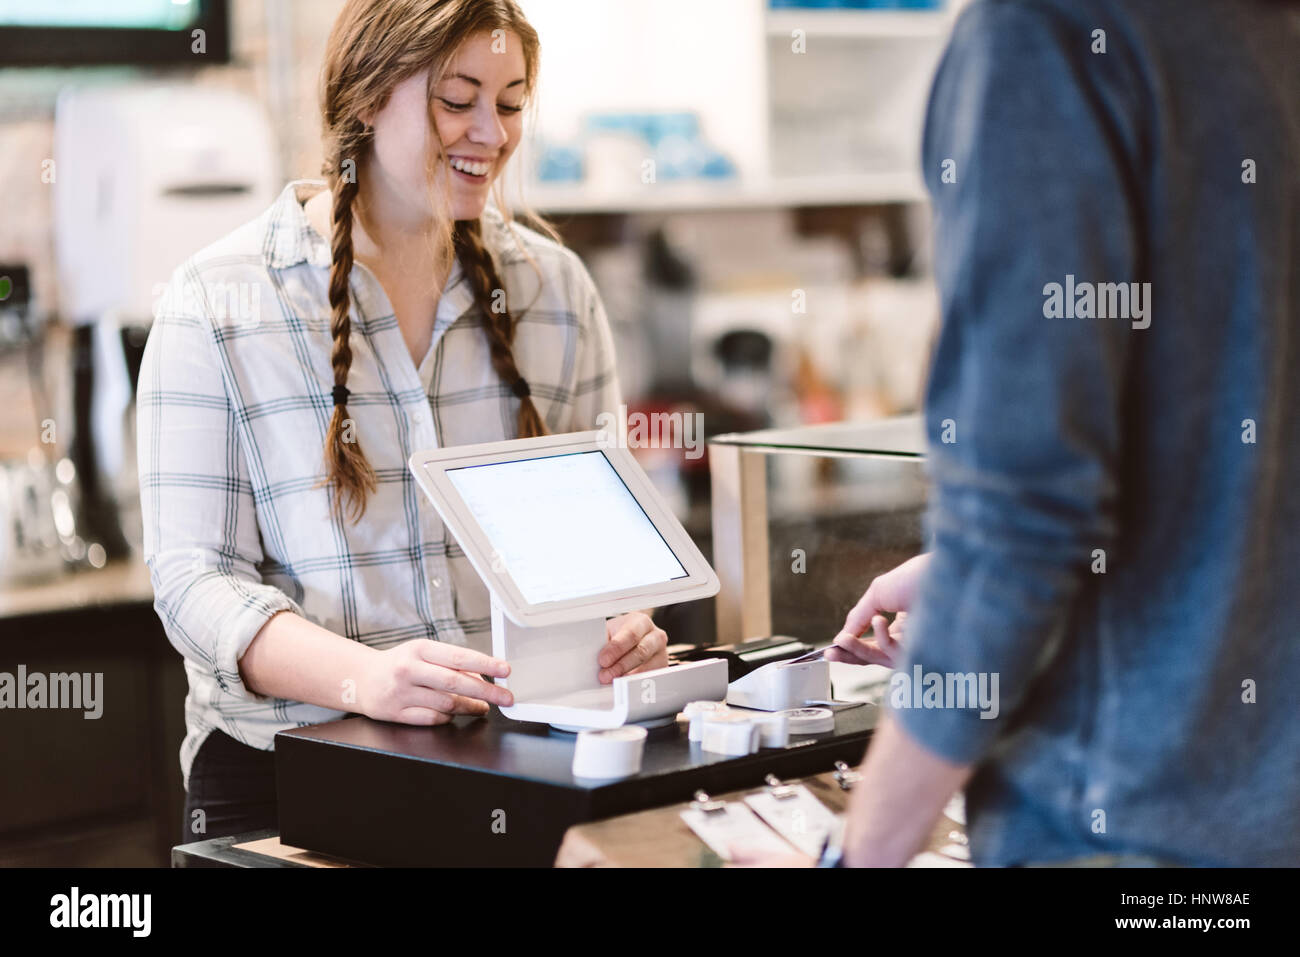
276 702 877 866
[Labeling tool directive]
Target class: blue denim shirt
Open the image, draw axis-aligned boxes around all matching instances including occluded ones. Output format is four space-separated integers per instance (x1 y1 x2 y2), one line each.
895 0 1300 866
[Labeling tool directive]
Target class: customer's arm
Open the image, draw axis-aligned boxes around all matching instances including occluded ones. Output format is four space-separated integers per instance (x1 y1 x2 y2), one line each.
842 713 972 866
846 2 1143 862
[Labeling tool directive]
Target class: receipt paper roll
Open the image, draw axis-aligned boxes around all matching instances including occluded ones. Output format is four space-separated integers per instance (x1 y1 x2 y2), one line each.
754 711 789 748
700 712 759 756
572 726 648 778
684 700 728 741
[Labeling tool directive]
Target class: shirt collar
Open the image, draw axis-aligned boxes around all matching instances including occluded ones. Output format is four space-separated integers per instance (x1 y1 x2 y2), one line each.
263 178 526 273
264 180 332 270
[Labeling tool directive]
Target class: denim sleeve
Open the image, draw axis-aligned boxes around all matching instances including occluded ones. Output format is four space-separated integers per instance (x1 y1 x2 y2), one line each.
893 1 1140 763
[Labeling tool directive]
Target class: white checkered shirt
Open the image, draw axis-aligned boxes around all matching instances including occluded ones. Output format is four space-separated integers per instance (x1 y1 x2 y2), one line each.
137 180 621 784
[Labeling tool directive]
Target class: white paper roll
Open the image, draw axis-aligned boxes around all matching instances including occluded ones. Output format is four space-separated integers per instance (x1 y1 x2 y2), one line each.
781 707 834 735
684 700 728 742
754 711 789 748
700 712 759 756
572 726 648 779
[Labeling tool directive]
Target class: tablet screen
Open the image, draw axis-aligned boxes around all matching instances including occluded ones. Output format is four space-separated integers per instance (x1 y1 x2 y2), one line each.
445 451 688 605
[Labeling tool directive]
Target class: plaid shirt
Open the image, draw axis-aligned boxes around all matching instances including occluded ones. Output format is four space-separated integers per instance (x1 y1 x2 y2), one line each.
137 180 621 784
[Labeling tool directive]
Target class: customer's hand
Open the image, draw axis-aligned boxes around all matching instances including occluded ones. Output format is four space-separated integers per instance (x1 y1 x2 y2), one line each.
598 612 668 683
726 846 815 868
827 553 932 668
358 639 513 725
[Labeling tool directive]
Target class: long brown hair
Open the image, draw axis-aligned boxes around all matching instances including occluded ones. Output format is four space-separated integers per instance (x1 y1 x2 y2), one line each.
314 0 546 525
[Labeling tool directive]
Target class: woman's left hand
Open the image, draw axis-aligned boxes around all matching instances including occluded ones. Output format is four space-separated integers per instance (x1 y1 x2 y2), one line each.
597 612 668 684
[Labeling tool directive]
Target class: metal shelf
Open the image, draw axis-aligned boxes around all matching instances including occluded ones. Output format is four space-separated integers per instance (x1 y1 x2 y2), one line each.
519 170 927 214
766 8 956 40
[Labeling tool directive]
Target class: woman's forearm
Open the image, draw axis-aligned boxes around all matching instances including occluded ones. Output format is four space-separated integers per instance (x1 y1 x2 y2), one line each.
239 610 376 711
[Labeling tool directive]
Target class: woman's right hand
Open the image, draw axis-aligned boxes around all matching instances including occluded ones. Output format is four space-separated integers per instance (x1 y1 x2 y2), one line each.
357 639 514 725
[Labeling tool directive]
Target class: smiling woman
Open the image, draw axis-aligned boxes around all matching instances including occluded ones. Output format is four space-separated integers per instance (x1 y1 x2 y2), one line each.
136 0 671 843
308 1 548 522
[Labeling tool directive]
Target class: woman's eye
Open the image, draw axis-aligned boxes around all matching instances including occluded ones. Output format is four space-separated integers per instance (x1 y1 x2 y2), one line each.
438 97 522 115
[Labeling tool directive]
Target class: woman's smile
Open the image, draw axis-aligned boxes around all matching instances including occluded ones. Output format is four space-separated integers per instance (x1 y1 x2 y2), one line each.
447 153 495 184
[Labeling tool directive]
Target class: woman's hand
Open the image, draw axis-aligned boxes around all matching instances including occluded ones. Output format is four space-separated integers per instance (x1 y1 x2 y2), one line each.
826 553 932 669
597 612 668 684
357 639 514 725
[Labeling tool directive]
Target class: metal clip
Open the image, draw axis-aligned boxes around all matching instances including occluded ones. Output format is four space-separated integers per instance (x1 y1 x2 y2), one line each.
832 760 861 791
690 790 728 815
763 774 799 799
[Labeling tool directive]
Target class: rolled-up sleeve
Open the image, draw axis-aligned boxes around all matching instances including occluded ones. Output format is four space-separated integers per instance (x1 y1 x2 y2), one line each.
137 259 305 701
565 254 624 430
894 2 1140 763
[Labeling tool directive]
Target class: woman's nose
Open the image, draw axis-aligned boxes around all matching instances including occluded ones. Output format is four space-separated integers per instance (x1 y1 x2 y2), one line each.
468 102 508 149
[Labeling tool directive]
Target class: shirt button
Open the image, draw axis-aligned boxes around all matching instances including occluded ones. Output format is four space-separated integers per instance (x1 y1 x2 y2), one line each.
430 578 442 588
412 410 425 425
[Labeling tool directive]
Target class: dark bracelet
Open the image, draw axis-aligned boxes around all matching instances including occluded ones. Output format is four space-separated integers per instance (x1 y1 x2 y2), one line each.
817 833 846 868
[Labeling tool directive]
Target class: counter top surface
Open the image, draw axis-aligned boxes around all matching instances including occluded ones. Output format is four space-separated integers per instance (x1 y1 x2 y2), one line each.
278 702 878 791
0 557 154 621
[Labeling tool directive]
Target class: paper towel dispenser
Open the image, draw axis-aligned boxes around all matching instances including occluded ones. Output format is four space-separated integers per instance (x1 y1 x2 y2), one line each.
53 82 277 325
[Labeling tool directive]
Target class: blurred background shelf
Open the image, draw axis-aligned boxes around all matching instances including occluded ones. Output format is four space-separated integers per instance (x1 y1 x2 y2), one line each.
510 1 962 212
526 171 928 214
766 8 957 39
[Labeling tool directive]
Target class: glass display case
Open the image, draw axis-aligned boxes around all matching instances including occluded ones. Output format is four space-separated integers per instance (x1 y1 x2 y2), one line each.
707 415 928 645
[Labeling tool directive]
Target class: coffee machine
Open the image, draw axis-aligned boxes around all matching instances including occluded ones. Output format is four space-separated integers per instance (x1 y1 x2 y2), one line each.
53 82 277 560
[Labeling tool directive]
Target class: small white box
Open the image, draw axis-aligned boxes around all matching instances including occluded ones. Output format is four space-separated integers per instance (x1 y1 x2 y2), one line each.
725 658 831 712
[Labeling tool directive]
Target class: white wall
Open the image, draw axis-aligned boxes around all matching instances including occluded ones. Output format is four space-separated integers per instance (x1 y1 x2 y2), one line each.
516 0 768 182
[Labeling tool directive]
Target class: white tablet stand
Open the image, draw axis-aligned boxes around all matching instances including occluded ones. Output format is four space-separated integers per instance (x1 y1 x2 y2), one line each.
491 600 727 731
409 432 728 732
